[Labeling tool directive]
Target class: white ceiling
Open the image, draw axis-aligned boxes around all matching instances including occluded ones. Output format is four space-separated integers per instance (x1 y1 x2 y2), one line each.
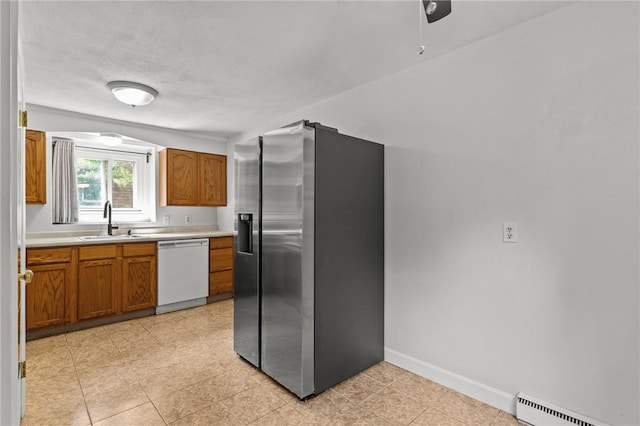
21 1 570 140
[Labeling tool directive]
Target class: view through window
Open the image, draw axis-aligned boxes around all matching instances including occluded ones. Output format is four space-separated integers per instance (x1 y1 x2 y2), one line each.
75 144 155 223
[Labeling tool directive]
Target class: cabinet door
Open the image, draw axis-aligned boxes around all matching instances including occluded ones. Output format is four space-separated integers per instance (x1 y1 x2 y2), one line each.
210 247 233 272
26 263 71 330
25 129 46 204
209 270 233 297
122 256 157 312
163 149 198 206
199 153 227 206
77 259 119 320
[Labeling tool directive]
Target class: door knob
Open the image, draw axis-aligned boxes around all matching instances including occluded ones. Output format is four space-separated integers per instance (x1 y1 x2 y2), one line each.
17 270 33 284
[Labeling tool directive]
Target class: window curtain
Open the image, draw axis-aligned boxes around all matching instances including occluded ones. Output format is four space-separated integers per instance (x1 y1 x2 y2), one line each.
51 137 79 224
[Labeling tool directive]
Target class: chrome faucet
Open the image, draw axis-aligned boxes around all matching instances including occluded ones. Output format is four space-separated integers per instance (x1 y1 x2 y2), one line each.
103 200 119 235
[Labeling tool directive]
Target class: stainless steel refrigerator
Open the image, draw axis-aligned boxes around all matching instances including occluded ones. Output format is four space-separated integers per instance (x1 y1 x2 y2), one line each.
234 120 384 399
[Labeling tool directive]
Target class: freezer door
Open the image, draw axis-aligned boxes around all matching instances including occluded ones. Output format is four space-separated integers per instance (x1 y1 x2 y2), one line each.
234 137 261 367
261 121 315 398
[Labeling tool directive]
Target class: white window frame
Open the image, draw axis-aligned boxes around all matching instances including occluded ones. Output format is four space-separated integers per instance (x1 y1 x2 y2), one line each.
75 144 156 223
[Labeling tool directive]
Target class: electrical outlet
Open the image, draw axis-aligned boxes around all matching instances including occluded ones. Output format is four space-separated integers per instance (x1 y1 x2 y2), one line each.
162 215 170 225
503 223 517 243
185 215 192 224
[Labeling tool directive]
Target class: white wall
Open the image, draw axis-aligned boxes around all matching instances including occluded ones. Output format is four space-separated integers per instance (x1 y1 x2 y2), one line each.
26 105 230 233
229 3 640 425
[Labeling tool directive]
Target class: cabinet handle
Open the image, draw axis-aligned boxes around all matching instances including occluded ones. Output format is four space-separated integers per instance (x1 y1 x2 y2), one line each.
17 270 33 284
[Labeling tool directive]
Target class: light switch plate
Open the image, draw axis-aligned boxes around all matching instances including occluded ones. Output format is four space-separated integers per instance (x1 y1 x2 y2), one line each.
162 215 170 225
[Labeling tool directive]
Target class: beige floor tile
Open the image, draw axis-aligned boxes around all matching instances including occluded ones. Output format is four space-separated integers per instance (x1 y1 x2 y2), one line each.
24 300 510 426
93 402 165 426
287 389 359 425
137 360 203 399
135 311 178 326
65 326 109 349
69 339 124 374
411 407 467 426
76 364 136 393
362 361 409 385
28 346 76 380
83 379 150 423
221 385 286 424
76 360 135 388
490 411 521 426
251 403 324 426
194 368 262 402
172 402 241 426
389 371 449 405
103 319 147 335
27 374 82 400
26 334 68 358
152 380 221 424
330 372 385 403
109 328 165 356
142 319 187 336
331 412 393 426
21 404 90 426
127 347 181 378
25 378 89 426
430 391 500 426
360 386 428 425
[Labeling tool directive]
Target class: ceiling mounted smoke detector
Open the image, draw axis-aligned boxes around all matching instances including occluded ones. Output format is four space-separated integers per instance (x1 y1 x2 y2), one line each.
107 81 158 107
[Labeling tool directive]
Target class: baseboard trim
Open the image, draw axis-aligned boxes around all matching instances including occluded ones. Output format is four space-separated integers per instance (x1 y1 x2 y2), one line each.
384 347 516 415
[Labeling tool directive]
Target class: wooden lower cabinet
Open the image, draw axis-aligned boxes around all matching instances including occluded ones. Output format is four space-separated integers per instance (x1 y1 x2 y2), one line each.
26 263 72 329
122 243 157 312
209 236 234 297
209 270 233 296
26 246 76 330
26 241 157 332
77 258 120 320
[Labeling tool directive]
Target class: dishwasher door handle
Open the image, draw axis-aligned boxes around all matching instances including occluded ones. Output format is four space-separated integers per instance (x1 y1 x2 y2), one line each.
158 239 209 249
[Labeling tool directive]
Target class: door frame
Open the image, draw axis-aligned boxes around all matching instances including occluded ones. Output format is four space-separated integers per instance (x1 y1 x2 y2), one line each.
0 1 22 425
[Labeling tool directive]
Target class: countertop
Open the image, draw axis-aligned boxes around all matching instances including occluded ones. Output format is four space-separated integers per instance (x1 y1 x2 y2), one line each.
26 226 234 248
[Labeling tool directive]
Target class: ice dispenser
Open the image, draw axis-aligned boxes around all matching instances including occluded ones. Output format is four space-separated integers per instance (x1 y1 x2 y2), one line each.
238 213 253 254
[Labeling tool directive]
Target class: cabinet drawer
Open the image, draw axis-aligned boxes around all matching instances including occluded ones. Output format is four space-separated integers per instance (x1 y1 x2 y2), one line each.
209 270 233 296
78 245 117 261
122 242 156 258
210 236 233 249
27 247 72 265
210 248 233 272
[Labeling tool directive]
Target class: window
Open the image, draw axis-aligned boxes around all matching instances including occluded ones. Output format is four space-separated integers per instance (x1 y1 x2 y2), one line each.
75 145 155 223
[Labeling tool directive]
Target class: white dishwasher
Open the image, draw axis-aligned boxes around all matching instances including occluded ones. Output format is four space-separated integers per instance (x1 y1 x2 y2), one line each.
156 238 209 314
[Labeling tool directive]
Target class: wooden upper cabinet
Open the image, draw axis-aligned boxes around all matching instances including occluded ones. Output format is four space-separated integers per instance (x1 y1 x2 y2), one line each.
199 153 227 206
25 129 46 204
159 149 199 206
159 148 227 206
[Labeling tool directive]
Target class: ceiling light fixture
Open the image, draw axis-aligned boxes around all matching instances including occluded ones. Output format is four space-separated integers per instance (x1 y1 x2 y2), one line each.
107 81 158 107
98 133 123 146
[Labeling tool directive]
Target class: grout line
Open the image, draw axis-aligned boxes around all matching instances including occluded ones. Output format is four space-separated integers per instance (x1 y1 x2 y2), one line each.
65 331 94 425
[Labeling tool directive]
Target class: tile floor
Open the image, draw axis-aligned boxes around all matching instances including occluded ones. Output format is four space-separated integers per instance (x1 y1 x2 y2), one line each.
23 300 520 425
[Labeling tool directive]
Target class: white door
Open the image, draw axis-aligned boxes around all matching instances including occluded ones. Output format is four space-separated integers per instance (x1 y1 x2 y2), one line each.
0 1 27 424
17 10 29 419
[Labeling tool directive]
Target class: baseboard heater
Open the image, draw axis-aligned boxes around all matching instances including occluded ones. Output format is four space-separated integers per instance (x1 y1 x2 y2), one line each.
516 393 609 426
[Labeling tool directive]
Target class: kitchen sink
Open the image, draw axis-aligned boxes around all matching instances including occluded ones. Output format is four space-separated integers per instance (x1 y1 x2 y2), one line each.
77 234 150 241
